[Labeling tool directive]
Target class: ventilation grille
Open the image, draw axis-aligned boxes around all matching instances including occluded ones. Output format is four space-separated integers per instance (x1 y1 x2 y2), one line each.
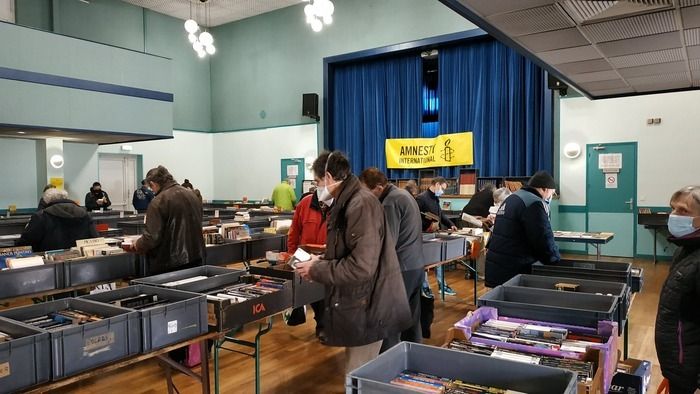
609 48 685 68
488 5 575 36
581 10 677 42
626 72 690 86
561 1 616 23
685 28 700 45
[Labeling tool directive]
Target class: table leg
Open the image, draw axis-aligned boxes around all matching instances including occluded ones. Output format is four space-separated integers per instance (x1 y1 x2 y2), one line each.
472 261 478 305
653 228 658 264
201 339 210 394
624 320 629 360
163 361 175 394
440 266 445 301
595 244 601 260
214 338 222 394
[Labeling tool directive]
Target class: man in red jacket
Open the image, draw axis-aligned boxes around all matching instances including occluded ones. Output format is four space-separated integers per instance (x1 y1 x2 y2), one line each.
287 177 328 338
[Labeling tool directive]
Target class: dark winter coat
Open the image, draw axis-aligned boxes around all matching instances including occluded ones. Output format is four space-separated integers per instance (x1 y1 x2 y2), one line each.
85 190 111 211
309 175 412 347
655 234 700 392
416 189 454 231
379 184 424 272
135 181 206 275
132 186 155 211
485 186 560 287
18 199 98 252
462 188 494 218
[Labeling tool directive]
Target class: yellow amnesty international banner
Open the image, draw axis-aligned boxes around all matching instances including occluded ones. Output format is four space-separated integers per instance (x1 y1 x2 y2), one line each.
385 132 474 169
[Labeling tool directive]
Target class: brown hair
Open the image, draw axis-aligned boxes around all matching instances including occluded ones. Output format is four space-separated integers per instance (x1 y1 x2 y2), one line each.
145 165 175 186
359 167 388 190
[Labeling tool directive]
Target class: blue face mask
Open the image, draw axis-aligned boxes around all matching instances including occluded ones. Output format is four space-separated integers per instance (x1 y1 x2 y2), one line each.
434 189 444 197
668 214 697 238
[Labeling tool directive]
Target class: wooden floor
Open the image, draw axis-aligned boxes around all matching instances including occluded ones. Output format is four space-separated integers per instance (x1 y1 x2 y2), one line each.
43 257 667 394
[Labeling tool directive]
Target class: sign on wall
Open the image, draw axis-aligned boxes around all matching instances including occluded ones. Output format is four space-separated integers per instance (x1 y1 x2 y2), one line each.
385 132 474 169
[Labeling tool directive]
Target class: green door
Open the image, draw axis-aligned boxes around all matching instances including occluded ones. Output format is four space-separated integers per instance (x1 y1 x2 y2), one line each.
586 142 637 257
281 158 304 201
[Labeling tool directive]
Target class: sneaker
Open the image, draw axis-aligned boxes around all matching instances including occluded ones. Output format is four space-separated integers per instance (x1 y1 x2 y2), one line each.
439 285 457 296
421 286 434 299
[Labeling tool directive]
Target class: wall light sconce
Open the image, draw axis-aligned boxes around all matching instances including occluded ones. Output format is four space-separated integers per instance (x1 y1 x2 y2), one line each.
50 154 64 169
563 142 581 159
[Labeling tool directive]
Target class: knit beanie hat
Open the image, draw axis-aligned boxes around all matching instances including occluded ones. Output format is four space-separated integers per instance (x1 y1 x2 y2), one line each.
528 171 556 189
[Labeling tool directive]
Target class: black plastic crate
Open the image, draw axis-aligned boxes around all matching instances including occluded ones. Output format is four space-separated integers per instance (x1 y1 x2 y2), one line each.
63 253 137 287
0 317 51 393
246 233 287 261
631 268 643 293
201 272 293 332
346 342 576 394
477 286 618 330
502 274 630 334
0 298 140 379
116 221 145 235
131 265 245 293
249 264 325 308
0 262 63 300
532 259 632 288
205 240 246 266
82 285 208 352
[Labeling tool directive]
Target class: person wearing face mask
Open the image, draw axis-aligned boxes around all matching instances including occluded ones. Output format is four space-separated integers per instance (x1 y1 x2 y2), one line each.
485 170 560 288
132 179 155 213
655 186 700 394
416 177 459 297
285 172 329 338
84 182 111 211
294 151 411 374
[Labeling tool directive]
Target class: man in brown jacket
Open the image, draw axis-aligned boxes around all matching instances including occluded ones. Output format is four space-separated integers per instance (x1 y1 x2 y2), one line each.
133 165 206 276
296 151 411 374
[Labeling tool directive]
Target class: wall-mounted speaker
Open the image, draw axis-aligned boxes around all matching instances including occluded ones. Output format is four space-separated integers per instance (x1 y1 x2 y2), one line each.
547 74 568 96
302 93 319 121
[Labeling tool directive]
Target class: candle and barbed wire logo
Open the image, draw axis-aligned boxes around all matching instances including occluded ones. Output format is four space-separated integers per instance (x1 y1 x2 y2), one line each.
440 139 454 162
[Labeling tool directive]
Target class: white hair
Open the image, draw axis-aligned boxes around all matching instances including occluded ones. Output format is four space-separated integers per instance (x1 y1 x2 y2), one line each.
493 187 512 205
43 188 69 204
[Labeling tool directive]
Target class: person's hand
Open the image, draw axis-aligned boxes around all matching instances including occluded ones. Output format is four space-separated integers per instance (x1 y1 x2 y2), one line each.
121 243 136 253
451 225 458 231
295 254 321 281
428 222 439 232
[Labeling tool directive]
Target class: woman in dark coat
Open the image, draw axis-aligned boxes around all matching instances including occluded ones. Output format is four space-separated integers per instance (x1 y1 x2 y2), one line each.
655 186 700 394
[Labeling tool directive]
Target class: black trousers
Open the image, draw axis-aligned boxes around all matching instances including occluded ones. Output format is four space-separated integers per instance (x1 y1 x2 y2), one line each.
380 268 424 353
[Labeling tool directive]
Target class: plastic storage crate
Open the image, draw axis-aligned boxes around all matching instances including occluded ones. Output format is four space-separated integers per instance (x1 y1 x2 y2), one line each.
63 253 137 287
477 286 618 330
205 240 246 266
0 317 51 393
246 233 287 261
455 307 619 392
249 264 325 308
502 274 630 333
346 342 577 394
0 262 63 300
435 234 466 260
532 259 632 288
116 221 145 235
0 298 140 379
82 285 208 352
131 265 245 293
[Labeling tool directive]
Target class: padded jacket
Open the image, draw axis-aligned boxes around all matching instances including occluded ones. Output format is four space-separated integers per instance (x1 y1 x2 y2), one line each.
416 190 454 231
485 187 560 287
379 184 424 272
135 181 206 275
287 192 327 253
309 175 411 347
655 234 700 392
18 199 98 252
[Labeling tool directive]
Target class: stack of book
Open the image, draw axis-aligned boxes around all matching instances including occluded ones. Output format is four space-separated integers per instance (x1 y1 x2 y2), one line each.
44 249 83 262
0 246 34 269
221 223 250 240
206 275 285 303
389 370 527 394
23 309 104 332
0 331 12 343
76 238 124 257
447 339 595 383
162 276 209 287
113 293 170 309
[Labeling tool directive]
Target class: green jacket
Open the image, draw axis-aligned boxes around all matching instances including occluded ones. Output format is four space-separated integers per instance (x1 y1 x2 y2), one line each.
271 182 297 211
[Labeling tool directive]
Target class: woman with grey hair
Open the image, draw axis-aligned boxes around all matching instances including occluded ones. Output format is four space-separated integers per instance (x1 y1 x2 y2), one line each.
487 187 512 225
655 185 700 394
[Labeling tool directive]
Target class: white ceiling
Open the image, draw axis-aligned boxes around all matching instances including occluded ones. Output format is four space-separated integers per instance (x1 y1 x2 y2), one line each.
121 0 304 27
442 0 700 98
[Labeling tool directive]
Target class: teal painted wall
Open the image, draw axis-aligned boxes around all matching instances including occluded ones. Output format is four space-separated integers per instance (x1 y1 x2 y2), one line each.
555 210 588 253
209 0 476 133
14 0 211 132
0 138 39 209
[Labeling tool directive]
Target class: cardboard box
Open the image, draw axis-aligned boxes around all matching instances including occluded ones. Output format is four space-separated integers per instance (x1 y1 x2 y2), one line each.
609 358 652 394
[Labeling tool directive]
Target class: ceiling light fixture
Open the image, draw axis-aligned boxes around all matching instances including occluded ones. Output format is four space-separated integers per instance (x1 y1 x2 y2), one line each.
184 0 216 58
303 0 334 32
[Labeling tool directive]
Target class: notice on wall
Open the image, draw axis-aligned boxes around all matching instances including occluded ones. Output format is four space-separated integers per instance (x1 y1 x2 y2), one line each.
289 178 297 189
599 153 622 171
286 165 298 177
385 132 474 169
605 173 618 189
49 177 64 189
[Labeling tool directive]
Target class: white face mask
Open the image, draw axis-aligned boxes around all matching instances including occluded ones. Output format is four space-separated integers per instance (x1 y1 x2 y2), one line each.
316 186 334 205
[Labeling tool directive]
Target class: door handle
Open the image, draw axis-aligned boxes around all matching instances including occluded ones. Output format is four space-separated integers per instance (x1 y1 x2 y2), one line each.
625 198 633 210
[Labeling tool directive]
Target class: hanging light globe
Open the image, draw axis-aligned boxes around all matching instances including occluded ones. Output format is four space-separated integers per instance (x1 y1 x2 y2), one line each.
323 15 333 25
311 18 323 32
184 19 199 34
193 41 203 51
188 33 197 43
197 50 206 58
304 4 315 17
205 45 216 55
199 31 214 46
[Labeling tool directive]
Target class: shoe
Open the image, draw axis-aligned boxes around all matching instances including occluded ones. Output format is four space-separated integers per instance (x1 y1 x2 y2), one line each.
439 285 457 296
421 286 434 299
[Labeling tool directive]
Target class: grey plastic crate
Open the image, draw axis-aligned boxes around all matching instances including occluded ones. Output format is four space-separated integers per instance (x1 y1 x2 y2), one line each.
0 262 63 300
532 259 632 287
0 298 140 379
246 233 287 261
63 253 137 287
346 342 576 394
131 265 245 293
436 235 466 260
422 240 443 265
0 317 51 393
206 240 246 266
502 274 630 334
82 285 208 352
477 286 619 329
249 265 325 308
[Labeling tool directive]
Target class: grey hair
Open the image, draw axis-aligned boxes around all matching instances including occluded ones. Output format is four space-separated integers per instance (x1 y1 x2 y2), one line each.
670 186 700 208
43 188 69 204
493 187 512 205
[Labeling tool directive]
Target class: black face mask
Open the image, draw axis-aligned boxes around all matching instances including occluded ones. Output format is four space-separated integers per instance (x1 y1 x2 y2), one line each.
92 189 104 197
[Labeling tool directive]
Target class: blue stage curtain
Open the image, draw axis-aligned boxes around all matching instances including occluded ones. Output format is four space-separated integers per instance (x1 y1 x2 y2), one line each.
329 54 422 179
438 39 551 177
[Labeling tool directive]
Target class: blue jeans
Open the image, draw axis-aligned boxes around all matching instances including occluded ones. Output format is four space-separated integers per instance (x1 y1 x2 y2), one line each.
422 266 445 289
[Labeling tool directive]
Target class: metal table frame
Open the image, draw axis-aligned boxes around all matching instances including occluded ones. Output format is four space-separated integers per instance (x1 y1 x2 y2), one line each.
425 255 478 304
553 232 615 260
